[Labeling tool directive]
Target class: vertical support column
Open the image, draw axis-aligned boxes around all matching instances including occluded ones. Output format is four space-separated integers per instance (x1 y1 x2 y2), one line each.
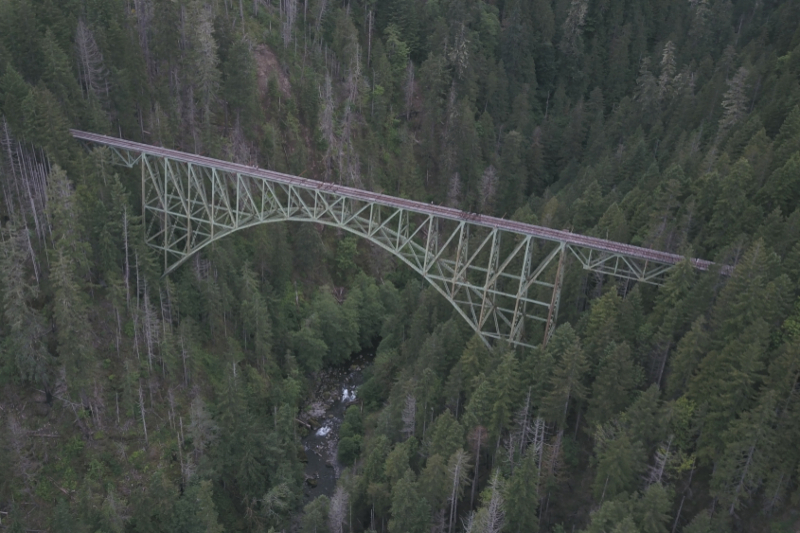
163 157 169 271
235 173 241 229
450 224 469 297
422 216 437 272
543 243 566 348
478 229 500 329
210 169 215 241
185 163 192 254
508 236 533 344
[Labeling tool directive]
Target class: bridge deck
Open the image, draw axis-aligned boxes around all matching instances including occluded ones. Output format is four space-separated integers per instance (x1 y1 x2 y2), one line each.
70 129 715 271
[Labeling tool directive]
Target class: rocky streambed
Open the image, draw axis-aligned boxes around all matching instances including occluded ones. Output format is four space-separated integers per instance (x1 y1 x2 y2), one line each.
297 353 370 501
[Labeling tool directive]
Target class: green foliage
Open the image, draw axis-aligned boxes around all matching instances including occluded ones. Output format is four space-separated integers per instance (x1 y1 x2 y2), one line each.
541 324 588 428
2 0 800 530
334 236 359 284
587 342 643 427
592 430 646 501
301 495 330 533
504 446 541 533
388 471 430 533
338 406 364 465
173 480 224 533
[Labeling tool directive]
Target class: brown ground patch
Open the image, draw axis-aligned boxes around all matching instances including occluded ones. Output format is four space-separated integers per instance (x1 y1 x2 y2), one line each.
254 44 291 97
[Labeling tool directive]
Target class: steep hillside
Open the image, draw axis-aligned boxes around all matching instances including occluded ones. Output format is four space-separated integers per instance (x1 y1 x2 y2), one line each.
1 0 800 532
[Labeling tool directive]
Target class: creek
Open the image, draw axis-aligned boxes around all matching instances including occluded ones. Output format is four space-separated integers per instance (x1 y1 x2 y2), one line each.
298 351 372 502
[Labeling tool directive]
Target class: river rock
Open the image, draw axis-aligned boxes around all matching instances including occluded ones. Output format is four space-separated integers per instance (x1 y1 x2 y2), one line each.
298 448 309 463
306 476 318 488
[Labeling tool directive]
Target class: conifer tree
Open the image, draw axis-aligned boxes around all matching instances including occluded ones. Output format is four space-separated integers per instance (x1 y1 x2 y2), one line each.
763 153 800 215
0 225 50 385
771 105 800 171
469 471 505 533
710 392 777 515
173 480 224 533
666 316 710 397
592 430 645 501
504 446 540 533
488 351 520 438
459 334 490 396
541 324 588 429
587 342 642 427
719 67 750 131
388 470 430 533
419 453 448 510
445 448 471 533
240 263 272 368
427 411 464 461
50 242 94 397
634 483 671 533
581 289 622 364
0 65 30 130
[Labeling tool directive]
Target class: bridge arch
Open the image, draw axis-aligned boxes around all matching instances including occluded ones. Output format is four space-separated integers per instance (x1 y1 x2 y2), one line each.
165 212 563 350
72 130 718 349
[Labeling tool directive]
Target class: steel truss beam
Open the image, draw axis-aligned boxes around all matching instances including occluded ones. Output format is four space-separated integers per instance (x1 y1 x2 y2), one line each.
73 132 720 350
130 153 568 349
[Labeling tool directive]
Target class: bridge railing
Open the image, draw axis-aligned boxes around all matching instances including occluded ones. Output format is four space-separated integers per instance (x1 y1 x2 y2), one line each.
70 130 724 348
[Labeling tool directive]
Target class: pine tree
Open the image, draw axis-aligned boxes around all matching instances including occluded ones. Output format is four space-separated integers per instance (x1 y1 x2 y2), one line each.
51 498 79 533
682 511 711 533
388 470 430 533
301 495 331 533
292 313 328 372
465 374 493 430
222 38 260 130
704 158 761 249
488 351 520 438
581 289 622 363
710 392 777 516
763 152 800 215
186 1 221 129
587 342 643 427
0 65 30 131
419 453 449 510
634 58 659 117
592 430 646 501
0 225 50 385
50 245 94 397
504 446 540 533
40 29 85 123
541 324 588 428
240 263 272 368
771 105 800 171
445 449 471 533
647 258 696 385
469 471 505 533
719 67 750 132
634 483 671 533
666 316 710 397
427 410 464 461
460 334 490 396
173 480 224 533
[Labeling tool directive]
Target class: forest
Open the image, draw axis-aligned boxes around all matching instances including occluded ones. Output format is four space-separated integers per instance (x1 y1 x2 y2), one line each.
1 0 800 531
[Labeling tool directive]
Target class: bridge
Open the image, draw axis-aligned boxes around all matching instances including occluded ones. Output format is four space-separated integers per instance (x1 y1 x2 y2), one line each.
71 130 719 349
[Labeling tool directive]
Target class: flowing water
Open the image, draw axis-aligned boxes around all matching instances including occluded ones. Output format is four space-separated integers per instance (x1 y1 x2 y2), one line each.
298 352 371 502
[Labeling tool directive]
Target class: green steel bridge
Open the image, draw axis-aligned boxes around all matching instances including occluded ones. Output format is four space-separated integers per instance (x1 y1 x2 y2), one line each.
71 130 720 349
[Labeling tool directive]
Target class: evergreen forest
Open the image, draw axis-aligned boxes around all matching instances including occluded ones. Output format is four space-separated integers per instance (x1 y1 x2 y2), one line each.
2 0 800 531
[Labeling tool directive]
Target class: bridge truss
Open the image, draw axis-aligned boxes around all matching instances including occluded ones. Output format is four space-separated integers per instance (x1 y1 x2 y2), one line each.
72 131 717 349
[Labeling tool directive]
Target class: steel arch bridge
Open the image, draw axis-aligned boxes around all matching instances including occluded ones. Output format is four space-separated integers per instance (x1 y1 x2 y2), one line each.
72 130 719 349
